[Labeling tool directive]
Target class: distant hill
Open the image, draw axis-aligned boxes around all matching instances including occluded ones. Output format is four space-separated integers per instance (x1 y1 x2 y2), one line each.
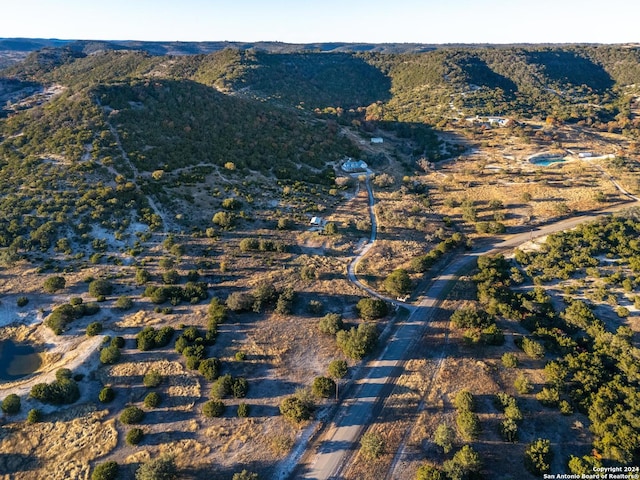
2 39 640 250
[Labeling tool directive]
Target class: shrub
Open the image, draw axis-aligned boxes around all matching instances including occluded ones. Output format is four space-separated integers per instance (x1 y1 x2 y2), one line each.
115 295 133 310
198 358 221 382
16 296 29 307
144 392 161 408
501 352 518 368
237 402 249 418
514 374 533 394
279 396 312 423
328 360 348 379
500 418 519 442
360 431 385 459
120 406 144 424
239 237 259 252
111 336 125 348
521 337 545 358
232 377 249 398
143 370 162 388
135 455 177 480
43 276 66 293
226 292 254 312
1 393 21 414
312 376 336 398
336 323 378 359
232 471 258 480
433 423 455 453
454 390 475 411
26 408 42 423
356 298 388 320
318 313 344 335
415 464 444 480
208 297 227 329
235 351 246 361
162 270 180 285
88 279 113 298
126 428 144 445
383 269 412 297
202 399 225 418
456 410 481 440
443 445 482 480
30 377 79 405
536 387 560 407
525 438 553 475
91 461 119 480
87 321 103 336
211 374 233 399
100 345 121 364
99 386 115 403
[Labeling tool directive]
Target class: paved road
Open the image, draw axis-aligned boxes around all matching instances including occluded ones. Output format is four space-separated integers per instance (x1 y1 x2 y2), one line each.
293 195 638 479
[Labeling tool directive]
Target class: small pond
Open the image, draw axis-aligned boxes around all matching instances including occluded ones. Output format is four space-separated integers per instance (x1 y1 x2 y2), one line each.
0 339 42 382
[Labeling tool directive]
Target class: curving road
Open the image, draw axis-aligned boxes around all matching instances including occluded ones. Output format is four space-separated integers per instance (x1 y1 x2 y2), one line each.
290 174 638 479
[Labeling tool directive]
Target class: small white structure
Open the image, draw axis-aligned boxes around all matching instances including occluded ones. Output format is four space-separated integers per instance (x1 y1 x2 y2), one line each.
371 137 384 144
341 158 368 173
309 216 324 226
578 152 593 158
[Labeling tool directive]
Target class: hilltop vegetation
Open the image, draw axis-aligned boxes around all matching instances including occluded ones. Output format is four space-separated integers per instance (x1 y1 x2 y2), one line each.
1 41 640 479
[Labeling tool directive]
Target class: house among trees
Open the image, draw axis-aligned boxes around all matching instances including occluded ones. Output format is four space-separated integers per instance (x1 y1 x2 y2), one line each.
309 216 325 227
341 158 368 172
370 137 384 144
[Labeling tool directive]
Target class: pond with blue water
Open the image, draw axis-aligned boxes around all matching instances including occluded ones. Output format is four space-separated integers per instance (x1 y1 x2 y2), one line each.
0 339 42 381
530 156 566 166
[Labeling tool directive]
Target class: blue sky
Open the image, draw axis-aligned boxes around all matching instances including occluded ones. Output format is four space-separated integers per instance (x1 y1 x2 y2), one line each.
2 0 637 44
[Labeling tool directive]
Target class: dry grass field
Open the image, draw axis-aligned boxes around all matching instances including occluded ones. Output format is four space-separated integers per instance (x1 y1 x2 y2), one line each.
0 119 637 478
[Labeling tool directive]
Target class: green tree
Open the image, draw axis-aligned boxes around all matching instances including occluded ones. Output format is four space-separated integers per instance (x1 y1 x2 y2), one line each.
360 431 385 459
91 461 119 480
383 269 412 297
202 399 225 418
433 423 455 453
135 455 177 480
115 295 133 310
328 360 348 379
454 390 475 411
87 321 103 336
88 279 113 298
198 358 221 382
279 395 312 423
99 386 115 403
143 370 162 388
1 393 21 414
318 313 344 335
43 276 66 293
336 322 378 359
443 445 482 480
356 298 388 320
456 411 481 441
525 438 553 475
100 345 121 364
312 376 336 398
144 392 161 408
26 408 42 423
120 406 144 425
237 402 250 418
126 428 144 445
415 464 443 480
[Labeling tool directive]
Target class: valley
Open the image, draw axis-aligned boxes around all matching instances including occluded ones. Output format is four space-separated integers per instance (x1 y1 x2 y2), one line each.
0 42 639 480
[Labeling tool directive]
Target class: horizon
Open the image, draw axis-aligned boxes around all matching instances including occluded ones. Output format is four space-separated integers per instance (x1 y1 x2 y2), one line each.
3 0 638 45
